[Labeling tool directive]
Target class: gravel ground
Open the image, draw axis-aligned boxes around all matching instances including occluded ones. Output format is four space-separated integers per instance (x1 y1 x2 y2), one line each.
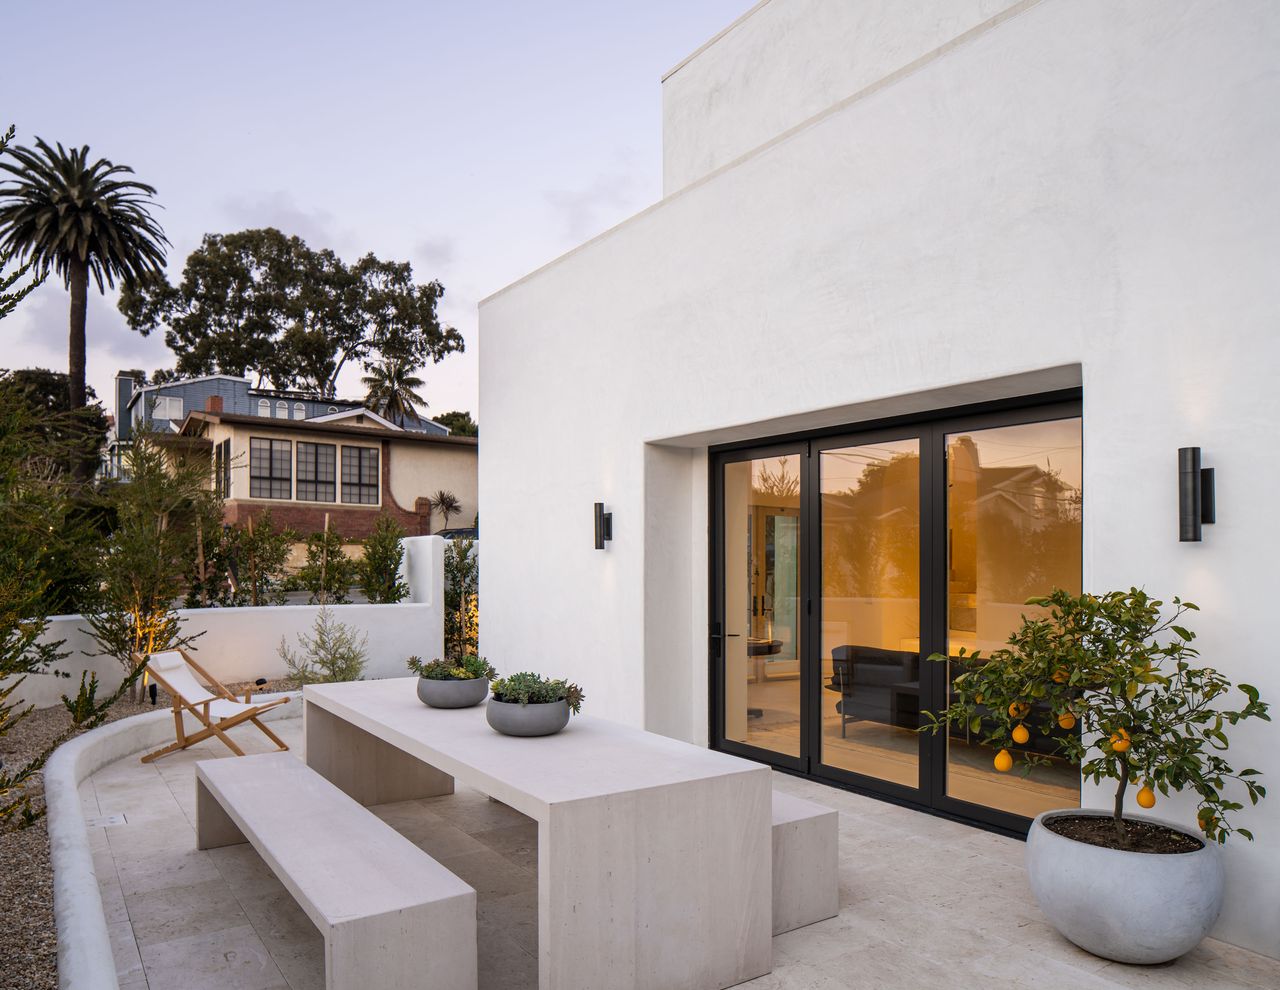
0 676 299 990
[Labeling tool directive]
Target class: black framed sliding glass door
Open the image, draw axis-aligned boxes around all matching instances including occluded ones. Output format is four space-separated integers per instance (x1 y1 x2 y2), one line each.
710 397 1083 832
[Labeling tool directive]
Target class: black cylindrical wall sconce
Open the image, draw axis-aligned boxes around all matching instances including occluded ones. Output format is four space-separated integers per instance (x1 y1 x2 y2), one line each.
1178 447 1216 542
594 502 613 550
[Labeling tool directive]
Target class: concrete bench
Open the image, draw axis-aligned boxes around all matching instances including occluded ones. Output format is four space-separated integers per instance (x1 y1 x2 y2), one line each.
196 752 476 990
772 788 839 935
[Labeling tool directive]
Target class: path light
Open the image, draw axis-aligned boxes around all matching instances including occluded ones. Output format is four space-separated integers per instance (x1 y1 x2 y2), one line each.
1178 447 1215 542
594 502 613 550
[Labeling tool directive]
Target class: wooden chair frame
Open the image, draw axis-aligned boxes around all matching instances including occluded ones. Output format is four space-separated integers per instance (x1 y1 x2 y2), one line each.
136 649 291 764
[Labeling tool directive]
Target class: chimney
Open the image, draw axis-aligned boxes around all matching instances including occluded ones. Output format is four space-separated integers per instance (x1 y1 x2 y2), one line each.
115 373 135 441
206 395 224 414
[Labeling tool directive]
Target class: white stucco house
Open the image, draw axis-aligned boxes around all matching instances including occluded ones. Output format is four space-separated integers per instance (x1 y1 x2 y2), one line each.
479 0 1280 960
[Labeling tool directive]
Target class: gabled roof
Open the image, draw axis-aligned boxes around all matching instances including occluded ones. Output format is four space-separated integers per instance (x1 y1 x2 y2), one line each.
179 410 478 447
305 407 405 431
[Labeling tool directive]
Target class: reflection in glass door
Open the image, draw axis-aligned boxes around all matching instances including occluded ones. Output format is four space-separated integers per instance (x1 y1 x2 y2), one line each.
818 438 920 787
943 418 1083 818
722 454 802 759
712 400 1083 829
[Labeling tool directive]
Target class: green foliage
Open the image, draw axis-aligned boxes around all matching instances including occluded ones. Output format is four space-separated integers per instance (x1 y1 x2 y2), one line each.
490 672 584 714
279 608 368 685
0 373 100 827
2 368 109 482
185 509 296 608
360 514 409 604
408 654 495 681
0 126 44 321
443 537 478 659
923 588 1270 845
83 428 209 699
60 671 99 726
118 227 463 398
433 410 477 437
297 525 356 605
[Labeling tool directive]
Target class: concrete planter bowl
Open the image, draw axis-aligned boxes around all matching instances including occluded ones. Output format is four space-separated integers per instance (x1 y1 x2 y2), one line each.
1025 809 1224 965
486 698 571 737
417 675 490 709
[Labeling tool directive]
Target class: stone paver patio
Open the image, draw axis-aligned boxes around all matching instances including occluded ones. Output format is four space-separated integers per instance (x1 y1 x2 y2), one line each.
83 716 1280 990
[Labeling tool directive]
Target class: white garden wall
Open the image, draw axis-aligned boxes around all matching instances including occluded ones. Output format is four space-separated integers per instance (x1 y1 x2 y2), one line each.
10 536 446 709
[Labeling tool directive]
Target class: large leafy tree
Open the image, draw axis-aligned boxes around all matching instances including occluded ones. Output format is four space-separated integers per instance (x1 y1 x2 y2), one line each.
362 357 426 425
433 410 477 437
120 227 464 398
0 126 43 322
3 367 109 477
0 138 168 411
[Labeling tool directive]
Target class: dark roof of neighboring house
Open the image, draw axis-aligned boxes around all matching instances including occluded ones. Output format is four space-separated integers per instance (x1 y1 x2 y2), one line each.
180 411 478 447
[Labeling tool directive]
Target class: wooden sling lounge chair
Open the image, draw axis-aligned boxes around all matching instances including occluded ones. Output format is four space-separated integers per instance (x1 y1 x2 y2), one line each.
138 649 290 764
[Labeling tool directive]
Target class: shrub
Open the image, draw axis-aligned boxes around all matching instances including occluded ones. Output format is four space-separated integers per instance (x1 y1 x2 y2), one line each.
443 537 478 659
234 509 296 606
297 524 356 605
408 654 494 681
279 608 368 685
61 671 99 726
361 514 409 604
490 672 583 714
923 588 1269 845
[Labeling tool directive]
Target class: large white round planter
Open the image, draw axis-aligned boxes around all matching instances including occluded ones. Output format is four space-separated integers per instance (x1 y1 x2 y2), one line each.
1026 809 1224 965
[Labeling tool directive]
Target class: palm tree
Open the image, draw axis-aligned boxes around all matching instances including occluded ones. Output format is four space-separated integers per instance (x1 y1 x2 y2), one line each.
0 139 168 410
362 358 427 426
430 489 462 530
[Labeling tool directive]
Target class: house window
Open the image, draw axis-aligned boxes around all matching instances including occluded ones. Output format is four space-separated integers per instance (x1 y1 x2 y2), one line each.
249 438 292 499
276 400 288 419
297 442 336 502
341 446 379 504
257 398 271 417
294 402 306 420
213 439 232 498
152 396 183 420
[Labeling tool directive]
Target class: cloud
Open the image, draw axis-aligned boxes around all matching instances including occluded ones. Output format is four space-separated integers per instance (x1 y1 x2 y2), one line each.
544 168 643 242
219 191 349 251
414 236 458 271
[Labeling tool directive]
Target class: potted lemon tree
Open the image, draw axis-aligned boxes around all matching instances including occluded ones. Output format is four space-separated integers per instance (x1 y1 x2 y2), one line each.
925 588 1268 964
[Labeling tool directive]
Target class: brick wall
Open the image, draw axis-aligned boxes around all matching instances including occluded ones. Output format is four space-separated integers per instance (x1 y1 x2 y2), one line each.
222 439 433 539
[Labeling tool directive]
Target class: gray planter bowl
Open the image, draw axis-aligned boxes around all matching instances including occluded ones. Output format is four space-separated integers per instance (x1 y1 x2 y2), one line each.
486 698 571 737
417 676 490 709
1026 809 1224 965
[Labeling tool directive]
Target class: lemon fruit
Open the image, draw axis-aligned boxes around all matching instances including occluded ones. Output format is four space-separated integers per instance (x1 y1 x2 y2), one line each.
1011 723 1030 745
1136 785 1156 809
1008 702 1031 719
1057 711 1076 730
1052 667 1069 684
1110 728 1131 753
993 749 1013 773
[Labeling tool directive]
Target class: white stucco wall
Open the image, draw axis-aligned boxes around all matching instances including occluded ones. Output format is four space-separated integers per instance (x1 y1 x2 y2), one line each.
480 0 1280 957
661 0 1026 194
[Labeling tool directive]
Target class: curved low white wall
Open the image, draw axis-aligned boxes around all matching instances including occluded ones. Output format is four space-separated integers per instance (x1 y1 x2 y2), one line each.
46 696 301 990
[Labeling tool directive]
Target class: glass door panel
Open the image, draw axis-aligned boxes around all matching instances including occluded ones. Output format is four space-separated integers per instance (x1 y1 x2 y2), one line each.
722 455 802 758
943 418 1083 817
818 438 921 788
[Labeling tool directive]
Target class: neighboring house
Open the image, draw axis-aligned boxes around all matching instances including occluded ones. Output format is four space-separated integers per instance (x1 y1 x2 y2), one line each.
105 373 476 538
477 0 1279 961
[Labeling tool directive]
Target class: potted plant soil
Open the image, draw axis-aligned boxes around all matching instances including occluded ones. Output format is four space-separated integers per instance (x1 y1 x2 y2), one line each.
409 655 496 708
926 588 1269 965
487 672 584 737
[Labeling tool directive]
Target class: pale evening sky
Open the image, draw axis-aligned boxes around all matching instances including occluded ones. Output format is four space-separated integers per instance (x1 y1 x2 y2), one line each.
2 0 750 420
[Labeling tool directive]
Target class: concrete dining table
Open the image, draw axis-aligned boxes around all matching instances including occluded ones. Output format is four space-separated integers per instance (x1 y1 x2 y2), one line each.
303 678 773 990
